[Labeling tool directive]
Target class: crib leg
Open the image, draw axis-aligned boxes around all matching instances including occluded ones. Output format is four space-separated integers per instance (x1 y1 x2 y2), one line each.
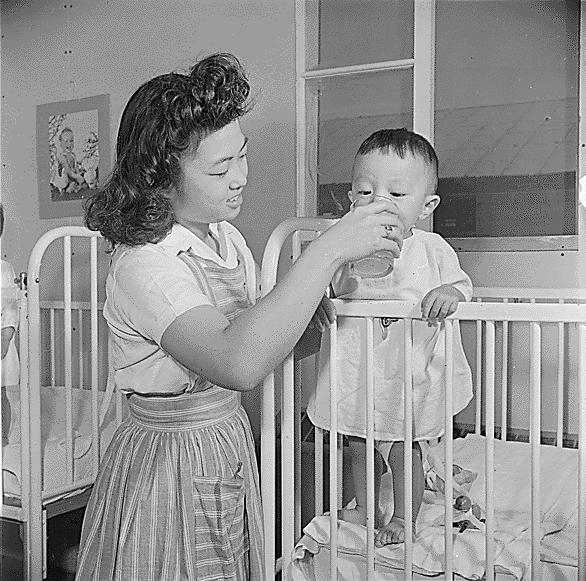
42 509 47 579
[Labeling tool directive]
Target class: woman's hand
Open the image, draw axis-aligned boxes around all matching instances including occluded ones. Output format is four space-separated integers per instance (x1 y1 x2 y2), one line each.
308 294 336 332
315 199 404 267
294 295 336 360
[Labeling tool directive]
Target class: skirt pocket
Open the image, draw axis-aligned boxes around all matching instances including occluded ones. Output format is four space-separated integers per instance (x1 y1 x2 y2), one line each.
192 472 249 580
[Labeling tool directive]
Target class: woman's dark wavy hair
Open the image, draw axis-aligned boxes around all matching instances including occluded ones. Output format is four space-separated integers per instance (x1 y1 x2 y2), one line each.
85 53 251 246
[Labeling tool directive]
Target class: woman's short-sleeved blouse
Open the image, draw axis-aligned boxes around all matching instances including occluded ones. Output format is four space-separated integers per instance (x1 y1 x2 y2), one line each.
104 222 257 395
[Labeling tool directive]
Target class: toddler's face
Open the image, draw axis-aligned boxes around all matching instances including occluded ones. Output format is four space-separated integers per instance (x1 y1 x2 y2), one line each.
348 150 439 235
60 131 75 152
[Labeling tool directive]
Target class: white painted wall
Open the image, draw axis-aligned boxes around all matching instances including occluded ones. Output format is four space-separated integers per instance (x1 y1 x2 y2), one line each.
0 0 297 442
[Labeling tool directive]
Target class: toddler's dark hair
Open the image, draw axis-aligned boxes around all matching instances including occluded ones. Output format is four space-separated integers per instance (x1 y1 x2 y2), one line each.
85 52 251 246
357 128 438 187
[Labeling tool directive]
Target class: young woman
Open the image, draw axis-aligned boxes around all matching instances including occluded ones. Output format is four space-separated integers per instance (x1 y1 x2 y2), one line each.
75 52 403 581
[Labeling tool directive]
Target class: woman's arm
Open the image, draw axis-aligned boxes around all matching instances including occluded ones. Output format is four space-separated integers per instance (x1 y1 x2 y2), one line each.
161 200 403 391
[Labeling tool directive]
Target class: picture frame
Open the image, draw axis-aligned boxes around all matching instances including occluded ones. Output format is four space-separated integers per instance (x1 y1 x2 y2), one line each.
36 94 110 219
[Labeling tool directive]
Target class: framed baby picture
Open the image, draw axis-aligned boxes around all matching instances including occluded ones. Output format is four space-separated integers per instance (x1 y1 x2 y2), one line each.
36 94 110 219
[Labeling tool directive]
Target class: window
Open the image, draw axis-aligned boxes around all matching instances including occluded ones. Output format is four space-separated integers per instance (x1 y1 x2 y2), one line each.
298 0 582 252
297 0 434 224
434 0 580 251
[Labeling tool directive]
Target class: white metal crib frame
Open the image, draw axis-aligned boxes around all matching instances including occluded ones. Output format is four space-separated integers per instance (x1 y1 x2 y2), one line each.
260 218 586 581
0 226 122 580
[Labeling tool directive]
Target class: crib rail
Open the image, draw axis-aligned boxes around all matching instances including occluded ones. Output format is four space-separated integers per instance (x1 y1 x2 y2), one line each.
332 298 586 581
474 287 586 302
260 217 586 581
20 226 122 581
261 218 335 578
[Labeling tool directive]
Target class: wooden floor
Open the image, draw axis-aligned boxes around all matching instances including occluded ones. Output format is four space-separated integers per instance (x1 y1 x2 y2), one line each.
1 506 84 580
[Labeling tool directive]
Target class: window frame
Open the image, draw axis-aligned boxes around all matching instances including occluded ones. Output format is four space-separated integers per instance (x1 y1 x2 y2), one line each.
296 0 584 253
295 0 435 233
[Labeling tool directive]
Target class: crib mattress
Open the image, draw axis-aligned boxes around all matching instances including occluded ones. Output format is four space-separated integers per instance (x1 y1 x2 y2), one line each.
291 435 579 580
2 384 121 502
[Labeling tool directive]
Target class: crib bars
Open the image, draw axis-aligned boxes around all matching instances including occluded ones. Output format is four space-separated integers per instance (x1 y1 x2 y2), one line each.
260 218 586 581
17 226 121 580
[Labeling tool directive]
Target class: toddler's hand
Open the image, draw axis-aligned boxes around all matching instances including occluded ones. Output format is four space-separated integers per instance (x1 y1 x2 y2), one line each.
421 284 465 324
308 295 336 332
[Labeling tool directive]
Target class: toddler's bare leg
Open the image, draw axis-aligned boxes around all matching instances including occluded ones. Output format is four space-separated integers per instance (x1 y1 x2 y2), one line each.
338 436 383 526
375 442 424 546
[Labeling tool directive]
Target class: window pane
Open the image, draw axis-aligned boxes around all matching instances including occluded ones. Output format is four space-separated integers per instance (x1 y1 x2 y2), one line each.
433 0 579 241
306 0 414 70
305 69 413 217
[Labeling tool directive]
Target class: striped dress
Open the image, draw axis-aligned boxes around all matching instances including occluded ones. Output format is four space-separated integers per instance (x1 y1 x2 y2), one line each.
75 249 264 581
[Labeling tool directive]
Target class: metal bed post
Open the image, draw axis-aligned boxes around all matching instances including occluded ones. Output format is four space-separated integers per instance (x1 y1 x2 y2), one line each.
24 225 103 580
529 320 542 579
556 299 565 448
364 317 376 578
484 320 496 580
16 272 31 577
26 228 50 580
403 319 414 579
500 300 509 441
443 321 454 579
260 217 336 579
327 317 338 579
281 349 295 576
90 236 100 475
64 237 74 486
578 322 586 581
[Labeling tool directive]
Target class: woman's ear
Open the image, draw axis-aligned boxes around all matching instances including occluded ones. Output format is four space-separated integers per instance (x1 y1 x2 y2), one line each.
347 190 353 203
419 194 440 220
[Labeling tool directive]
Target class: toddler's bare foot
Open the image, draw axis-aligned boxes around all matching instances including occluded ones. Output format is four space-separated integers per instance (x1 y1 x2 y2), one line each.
375 516 416 546
338 506 367 526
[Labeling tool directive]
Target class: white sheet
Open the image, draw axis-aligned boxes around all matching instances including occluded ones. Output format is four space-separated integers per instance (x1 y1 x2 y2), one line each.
2 384 122 499
290 543 578 581
292 435 578 580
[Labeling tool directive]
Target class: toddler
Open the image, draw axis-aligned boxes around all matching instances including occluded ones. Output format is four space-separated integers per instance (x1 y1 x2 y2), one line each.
1 204 19 447
307 128 473 545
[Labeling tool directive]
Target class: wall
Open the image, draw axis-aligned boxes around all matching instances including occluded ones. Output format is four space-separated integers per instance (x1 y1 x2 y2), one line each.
0 0 297 442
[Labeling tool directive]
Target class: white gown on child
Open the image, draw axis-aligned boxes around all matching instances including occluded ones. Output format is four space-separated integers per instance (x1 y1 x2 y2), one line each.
307 229 473 442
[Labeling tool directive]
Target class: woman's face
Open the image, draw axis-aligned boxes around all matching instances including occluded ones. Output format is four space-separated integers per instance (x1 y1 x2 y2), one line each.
172 120 248 237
